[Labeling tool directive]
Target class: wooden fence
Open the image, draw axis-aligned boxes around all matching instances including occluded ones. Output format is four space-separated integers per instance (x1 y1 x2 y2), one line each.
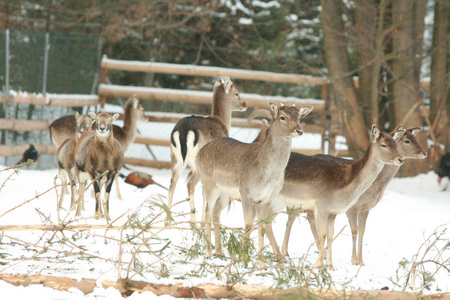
0 56 346 168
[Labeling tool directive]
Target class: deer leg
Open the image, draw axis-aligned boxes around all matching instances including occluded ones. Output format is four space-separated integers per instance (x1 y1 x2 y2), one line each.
325 213 337 270
58 169 68 209
314 208 328 268
93 179 103 219
203 185 220 257
281 211 297 257
258 203 284 263
114 174 122 200
357 210 370 266
212 192 228 256
307 212 319 247
346 207 359 265
167 163 183 224
103 173 115 221
187 171 201 225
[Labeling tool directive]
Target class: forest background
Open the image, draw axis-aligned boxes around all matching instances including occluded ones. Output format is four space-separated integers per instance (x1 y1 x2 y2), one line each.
0 0 449 176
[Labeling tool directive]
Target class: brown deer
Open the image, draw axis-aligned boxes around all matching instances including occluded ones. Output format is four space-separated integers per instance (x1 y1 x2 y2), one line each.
168 77 247 224
75 112 123 220
274 125 405 270
56 112 93 210
280 126 427 267
197 103 313 267
50 96 146 200
345 126 427 266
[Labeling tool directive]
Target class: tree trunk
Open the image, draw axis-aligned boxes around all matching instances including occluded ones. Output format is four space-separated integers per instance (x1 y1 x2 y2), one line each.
391 0 428 177
321 0 369 159
430 0 450 152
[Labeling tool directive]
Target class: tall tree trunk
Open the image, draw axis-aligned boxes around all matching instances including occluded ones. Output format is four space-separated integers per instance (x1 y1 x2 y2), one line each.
430 0 450 152
391 0 428 177
355 0 378 128
321 0 369 159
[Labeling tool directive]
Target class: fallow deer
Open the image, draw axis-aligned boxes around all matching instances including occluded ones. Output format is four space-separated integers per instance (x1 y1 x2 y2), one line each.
75 112 123 220
196 103 313 267
57 112 93 210
274 125 405 270
168 77 247 224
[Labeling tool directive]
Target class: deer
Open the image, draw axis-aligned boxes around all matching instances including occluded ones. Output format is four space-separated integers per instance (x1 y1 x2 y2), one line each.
49 95 146 200
345 126 427 266
247 108 272 143
168 76 247 225
272 125 405 270
196 103 314 267
280 126 427 267
56 112 93 210
75 112 123 220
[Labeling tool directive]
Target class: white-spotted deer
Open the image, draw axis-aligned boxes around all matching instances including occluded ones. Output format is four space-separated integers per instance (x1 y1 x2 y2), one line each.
275 125 405 270
57 112 93 210
345 126 427 266
197 103 313 267
168 77 246 224
75 112 123 220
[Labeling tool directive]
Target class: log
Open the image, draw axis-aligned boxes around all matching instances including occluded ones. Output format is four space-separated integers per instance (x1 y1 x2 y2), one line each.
0 118 53 131
124 157 171 169
101 56 328 86
0 144 57 156
0 273 442 299
0 93 99 107
98 84 326 111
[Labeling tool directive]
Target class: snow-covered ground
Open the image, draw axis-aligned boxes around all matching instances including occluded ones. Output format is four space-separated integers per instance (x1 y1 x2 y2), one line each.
0 114 449 299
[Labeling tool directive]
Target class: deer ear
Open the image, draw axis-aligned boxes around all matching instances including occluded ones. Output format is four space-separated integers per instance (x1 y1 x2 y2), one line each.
75 111 80 118
371 124 380 142
132 95 139 108
268 103 278 118
410 127 423 135
394 124 403 131
392 129 406 141
112 113 120 121
299 106 314 118
89 111 96 120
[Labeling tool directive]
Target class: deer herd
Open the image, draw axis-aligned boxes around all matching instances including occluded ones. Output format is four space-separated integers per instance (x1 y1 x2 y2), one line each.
49 77 427 270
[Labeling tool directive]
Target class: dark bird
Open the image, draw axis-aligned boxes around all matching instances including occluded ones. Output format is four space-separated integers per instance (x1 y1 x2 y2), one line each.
17 144 38 166
438 152 450 191
119 172 168 190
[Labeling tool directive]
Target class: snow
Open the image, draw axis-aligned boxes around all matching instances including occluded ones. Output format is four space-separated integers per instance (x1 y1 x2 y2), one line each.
0 125 449 298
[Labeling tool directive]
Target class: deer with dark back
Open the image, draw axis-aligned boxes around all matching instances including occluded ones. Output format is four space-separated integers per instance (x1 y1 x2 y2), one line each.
271 125 405 270
197 103 313 267
57 112 93 210
168 77 247 224
75 112 123 220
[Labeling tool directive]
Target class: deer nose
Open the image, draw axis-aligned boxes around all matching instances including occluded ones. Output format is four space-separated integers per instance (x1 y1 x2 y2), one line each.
422 152 427 157
296 129 303 136
398 158 404 164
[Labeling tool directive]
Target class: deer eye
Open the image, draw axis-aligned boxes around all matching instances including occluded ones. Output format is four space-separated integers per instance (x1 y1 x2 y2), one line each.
235 92 239 97
280 115 286 121
404 140 410 144
381 144 387 148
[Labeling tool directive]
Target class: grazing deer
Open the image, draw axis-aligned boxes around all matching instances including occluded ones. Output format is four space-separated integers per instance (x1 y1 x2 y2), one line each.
57 112 93 210
197 103 313 266
275 125 405 270
345 126 427 266
75 112 123 220
168 77 247 224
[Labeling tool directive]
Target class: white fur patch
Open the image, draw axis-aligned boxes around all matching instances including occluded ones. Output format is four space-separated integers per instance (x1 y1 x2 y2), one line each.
185 130 199 168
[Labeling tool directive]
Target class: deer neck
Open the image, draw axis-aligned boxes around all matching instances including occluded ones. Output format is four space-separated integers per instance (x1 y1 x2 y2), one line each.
259 127 292 169
212 97 232 131
122 107 139 143
373 164 401 187
351 144 385 195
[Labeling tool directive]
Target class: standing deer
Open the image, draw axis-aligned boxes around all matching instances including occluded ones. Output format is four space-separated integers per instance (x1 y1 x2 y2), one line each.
75 112 123 220
49 96 146 200
280 126 427 267
168 77 247 224
57 112 93 210
197 103 313 266
345 126 427 266
274 125 405 270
